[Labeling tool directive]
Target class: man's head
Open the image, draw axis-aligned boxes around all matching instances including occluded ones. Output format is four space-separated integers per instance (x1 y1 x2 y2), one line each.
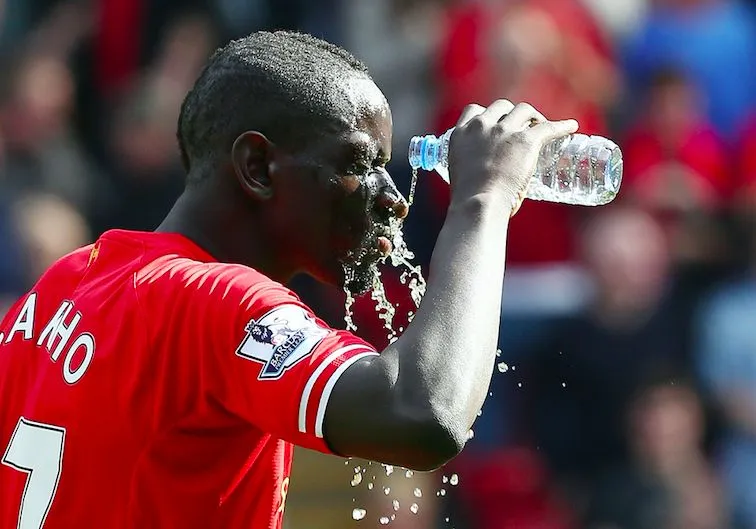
176 31 407 294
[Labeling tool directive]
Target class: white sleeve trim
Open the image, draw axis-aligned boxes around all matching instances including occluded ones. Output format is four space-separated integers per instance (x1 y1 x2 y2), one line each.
314 351 377 438
297 344 374 434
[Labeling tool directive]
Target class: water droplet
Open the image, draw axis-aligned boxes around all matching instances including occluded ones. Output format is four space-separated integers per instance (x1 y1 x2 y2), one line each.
352 508 367 520
410 503 419 514
497 362 509 373
391 514 396 521
466 429 474 440
450 474 459 486
405 469 414 478
351 473 363 487
383 487 391 495
367 483 374 490
393 499 400 511
562 382 567 388
445 517 450 522
496 348 502 357
511 365 517 371
477 409 483 416
354 466 361 473
379 516 390 525
442 475 449 484
517 382 523 388
413 487 422 498
440 489 447 496
384 464 394 476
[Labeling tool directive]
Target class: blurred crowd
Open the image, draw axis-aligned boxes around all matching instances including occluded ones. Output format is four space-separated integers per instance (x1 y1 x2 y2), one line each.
1 0 756 528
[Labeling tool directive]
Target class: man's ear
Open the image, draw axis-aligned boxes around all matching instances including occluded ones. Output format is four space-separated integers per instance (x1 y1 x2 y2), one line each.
231 131 275 200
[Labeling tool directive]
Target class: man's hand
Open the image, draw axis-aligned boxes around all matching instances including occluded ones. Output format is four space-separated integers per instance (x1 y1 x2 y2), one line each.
448 100 578 216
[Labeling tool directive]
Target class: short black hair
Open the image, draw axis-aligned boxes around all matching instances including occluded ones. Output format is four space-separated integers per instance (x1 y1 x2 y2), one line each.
177 31 372 177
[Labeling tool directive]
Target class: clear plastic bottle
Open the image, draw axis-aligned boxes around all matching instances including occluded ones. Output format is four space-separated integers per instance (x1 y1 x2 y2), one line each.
408 128 623 206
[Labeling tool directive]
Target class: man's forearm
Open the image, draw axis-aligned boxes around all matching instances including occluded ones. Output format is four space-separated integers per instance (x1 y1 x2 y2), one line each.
383 194 510 442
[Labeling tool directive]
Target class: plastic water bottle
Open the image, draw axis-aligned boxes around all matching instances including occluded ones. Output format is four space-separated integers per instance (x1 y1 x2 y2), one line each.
408 128 623 206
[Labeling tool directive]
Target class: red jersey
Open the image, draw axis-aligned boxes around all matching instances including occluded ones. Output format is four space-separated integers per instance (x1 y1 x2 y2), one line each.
0 230 377 529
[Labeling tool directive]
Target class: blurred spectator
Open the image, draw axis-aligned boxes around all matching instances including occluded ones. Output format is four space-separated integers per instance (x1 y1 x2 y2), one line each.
587 375 729 529
11 192 90 283
620 67 735 273
526 206 697 510
696 221 756 527
98 13 215 232
622 0 756 139
0 52 103 219
623 67 732 210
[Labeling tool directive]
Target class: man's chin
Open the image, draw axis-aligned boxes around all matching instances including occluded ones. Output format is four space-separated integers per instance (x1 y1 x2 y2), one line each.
341 260 379 296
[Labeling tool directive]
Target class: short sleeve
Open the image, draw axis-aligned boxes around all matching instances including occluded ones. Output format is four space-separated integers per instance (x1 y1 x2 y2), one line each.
139 258 378 454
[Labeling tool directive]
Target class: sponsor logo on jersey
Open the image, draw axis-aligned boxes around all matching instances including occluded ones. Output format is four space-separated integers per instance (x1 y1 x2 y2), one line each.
236 305 328 380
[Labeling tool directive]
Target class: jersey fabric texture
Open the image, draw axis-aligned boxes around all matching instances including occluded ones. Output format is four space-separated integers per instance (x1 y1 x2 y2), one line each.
0 230 377 529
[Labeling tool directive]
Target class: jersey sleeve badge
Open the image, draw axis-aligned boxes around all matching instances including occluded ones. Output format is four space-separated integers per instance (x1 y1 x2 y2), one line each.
235 304 328 380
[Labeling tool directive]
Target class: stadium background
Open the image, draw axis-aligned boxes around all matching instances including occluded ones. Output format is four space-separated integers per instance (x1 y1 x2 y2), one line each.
0 0 755 527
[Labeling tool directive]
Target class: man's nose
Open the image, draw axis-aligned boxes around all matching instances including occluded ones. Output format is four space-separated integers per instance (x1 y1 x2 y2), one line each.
373 170 409 220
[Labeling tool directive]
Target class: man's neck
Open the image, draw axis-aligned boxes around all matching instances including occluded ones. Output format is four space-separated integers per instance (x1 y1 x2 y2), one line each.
156 186 296 284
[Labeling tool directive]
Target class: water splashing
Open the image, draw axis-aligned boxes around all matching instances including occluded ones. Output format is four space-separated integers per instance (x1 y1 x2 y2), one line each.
343 276 357 332
371 272 397 341
408 168 419 207
387 217 427 308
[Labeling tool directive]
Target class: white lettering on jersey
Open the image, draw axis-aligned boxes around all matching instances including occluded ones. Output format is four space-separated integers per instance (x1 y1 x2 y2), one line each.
37 301 79 361
5 292 37 343
236 304 328 380
2 294 95 384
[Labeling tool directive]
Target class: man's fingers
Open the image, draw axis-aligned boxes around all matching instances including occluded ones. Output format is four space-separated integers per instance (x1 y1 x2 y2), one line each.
455 104 487 127
531 119 580 142
498 102 547 130
478 99 516 125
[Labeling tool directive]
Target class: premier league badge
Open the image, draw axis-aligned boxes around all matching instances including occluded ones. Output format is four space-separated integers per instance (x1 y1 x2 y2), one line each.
236 305 328 380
